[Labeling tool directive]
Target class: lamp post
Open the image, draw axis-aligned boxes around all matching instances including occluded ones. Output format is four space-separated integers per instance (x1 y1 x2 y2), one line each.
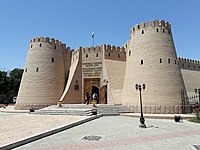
194 88 200 104
135 84 146 128
103 79 108 104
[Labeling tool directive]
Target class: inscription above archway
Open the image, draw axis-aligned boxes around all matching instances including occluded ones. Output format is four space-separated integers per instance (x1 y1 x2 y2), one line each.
83 62 102 77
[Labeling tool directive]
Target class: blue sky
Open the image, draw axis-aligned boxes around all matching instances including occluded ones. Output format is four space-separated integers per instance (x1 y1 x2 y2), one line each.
0 0 200 71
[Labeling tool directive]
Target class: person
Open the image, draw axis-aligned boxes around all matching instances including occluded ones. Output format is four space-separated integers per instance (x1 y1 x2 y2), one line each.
3 100 9 108
92 93 97 100
85 92 90 105
92 93 97 107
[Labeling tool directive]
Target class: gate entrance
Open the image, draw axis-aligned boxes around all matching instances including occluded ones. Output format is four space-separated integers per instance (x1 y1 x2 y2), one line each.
84 78 107 104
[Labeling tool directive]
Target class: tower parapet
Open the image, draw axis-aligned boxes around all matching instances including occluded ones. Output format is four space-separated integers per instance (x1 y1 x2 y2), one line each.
15 37 68 110
178 57 200 71
130 20 171 39
122 20 191 114
104 44 126 61
29 37 66 50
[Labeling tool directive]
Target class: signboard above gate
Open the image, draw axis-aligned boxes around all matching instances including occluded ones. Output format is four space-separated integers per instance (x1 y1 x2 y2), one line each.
83 62 102 77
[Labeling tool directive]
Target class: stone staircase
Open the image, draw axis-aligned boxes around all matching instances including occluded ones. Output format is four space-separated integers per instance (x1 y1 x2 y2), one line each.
31 104 133 116
97 104 133 116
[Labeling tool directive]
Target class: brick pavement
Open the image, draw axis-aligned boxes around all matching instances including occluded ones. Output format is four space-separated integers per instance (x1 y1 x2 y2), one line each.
13 116 200 150
0 112 92 148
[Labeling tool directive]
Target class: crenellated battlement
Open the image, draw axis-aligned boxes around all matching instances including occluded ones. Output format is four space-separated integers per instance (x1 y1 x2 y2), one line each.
81 45 103 53
104 44 126 52
64 46 71 54
104 44 126 61
30 37 67 50
130 20 172 35
178 57 200 64
71 47 81 56
177 57 200 71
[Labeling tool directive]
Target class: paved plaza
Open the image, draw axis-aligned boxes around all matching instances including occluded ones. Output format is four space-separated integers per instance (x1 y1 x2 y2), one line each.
0 106 199 150
0 111 98 149
3 115 199 150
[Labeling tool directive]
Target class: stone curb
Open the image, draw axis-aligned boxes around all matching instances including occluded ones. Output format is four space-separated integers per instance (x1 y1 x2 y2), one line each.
191 144 200 150
120 113 195 120
0 109 29 113
0 114 103 150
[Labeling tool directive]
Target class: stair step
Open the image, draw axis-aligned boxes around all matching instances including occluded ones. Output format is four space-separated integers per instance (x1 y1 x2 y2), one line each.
30 104 133 116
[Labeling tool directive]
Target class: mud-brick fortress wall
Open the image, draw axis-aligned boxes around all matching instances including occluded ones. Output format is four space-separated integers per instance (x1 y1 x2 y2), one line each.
122 20 191 114
60 48 83 104
178 57 200 97
103 45 126 104
15 37 70 110
80 44 126 104
82 46 103 79
81 46 103 101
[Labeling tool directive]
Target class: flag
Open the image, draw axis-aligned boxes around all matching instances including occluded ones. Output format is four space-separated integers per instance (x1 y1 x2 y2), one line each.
92 31 94 38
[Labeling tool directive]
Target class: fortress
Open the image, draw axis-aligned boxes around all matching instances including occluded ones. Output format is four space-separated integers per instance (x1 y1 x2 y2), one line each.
15 20 200 114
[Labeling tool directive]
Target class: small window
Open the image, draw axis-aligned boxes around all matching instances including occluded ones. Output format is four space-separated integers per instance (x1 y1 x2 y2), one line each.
39 43 42 47
174 60 177 64
141 30 144 34
74 84 79 90
182 64 184 67
163 28 165 33
108 52 111 57
168 59 170 64
188 64 190 68
86 54 88 58
33 39 35 42
25 68 27 72
160 58 162 63
31 45 33 48
36 67 39 72
54 45 56 49
118 54 120 58
51 57 54 62
141 60 143 65
129 50 131 56
156 28 159 32
193 66 195 68
199 66 200 69
137 25 140 29
96 53 98 57
168 29 171 34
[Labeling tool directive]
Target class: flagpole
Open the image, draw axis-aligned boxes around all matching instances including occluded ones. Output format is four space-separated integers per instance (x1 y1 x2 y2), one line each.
93 37 94 47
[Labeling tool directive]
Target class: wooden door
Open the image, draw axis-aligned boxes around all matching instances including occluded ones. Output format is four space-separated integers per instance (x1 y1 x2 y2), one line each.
84 78 100 103
99 85 107 104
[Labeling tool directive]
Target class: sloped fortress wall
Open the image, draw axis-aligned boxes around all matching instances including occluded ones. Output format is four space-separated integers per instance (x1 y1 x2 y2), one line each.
15 37 68 110
60 48 82 104
122 20 191 113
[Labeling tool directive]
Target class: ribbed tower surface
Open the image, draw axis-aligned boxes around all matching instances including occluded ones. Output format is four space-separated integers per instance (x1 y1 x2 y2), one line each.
122 20 191 114
15 37 67 110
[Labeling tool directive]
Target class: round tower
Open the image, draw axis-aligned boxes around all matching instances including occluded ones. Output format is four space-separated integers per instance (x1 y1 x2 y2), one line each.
122 20 191 114
15 37 66 110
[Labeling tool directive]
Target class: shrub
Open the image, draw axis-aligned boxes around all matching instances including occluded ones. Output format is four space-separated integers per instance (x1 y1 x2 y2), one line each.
189 113 200 123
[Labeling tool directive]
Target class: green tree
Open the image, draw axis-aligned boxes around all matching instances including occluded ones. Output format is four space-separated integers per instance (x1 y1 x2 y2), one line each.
0 70 10 103
0 70 9 95
9 68 23 98
0 68 23 103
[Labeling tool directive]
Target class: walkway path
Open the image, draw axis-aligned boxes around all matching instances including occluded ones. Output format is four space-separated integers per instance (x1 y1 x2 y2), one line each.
13 116 200 150
0 105 199 150
0 112 99 149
